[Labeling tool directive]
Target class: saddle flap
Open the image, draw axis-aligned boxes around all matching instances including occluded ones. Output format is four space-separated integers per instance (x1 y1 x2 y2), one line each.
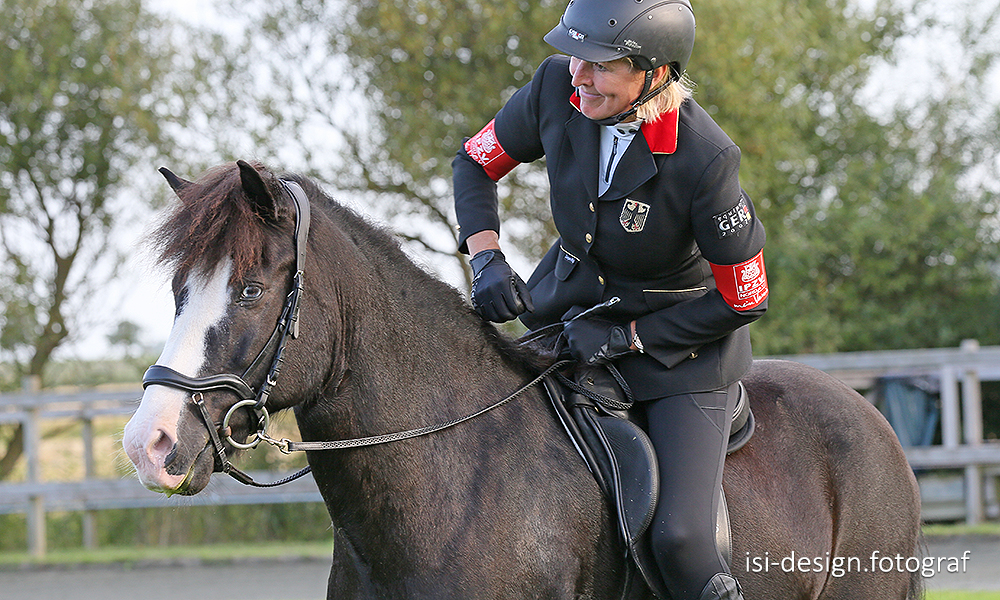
583 409 659 547
542 368 749 600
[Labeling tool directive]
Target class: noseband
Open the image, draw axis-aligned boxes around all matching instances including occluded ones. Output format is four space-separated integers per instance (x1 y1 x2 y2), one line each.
141 179 312 488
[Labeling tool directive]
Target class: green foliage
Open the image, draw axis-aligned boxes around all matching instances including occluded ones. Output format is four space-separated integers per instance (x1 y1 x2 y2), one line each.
237 0 565 287
721 0 1000 353
0 0 243 479
334 0 566 267
0 504 332 553
0 0 174 376
232 0 999 354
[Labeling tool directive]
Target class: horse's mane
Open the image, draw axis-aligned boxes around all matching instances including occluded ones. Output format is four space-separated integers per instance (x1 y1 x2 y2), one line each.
151 162 550 373
286 175 553 374
152 163 284 284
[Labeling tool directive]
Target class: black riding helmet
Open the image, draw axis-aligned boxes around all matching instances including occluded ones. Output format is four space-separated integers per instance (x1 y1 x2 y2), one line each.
544 0 696 124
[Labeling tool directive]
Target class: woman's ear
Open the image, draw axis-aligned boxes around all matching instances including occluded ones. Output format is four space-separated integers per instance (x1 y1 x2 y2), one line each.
654 64 672 84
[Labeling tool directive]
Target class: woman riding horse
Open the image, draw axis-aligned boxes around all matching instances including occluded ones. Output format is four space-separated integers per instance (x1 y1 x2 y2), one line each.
125 159 921 599
454 1 766 598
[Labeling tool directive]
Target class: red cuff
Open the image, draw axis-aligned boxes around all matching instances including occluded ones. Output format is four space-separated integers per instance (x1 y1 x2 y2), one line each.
465 119 519 181
710 250 768 311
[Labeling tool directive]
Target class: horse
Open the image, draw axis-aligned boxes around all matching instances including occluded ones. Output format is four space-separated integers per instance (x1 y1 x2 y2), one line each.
123 161 922 600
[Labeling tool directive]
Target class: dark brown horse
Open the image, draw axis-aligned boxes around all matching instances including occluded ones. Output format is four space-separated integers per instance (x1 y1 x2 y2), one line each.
123 161 922 599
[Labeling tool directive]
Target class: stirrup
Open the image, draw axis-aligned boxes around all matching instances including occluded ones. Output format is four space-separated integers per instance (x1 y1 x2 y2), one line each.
698 573 744 600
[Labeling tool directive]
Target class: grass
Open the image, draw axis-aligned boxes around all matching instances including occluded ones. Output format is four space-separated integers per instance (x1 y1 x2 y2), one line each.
0 540 332 569
926 593 1000 600
923 521 1000 538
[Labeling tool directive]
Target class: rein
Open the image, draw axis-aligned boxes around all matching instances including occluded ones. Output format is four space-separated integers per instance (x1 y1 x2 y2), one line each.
141 178 570 488
275 358 572 453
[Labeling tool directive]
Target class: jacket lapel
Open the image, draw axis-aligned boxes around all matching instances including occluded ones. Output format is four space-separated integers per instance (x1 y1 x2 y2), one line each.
566 105 601 202
603 109 680 199
565 93 681 201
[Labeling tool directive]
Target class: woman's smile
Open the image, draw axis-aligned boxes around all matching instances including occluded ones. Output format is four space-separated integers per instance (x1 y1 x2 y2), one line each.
569 56 645 122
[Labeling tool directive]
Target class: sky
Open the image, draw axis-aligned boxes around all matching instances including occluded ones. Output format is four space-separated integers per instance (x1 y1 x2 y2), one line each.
65 0 1000 361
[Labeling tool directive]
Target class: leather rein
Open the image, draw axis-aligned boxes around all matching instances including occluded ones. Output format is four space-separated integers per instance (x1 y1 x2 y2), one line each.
141 179 566 488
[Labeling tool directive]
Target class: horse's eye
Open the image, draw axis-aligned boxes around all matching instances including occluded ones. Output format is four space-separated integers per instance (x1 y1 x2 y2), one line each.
238 283 264 303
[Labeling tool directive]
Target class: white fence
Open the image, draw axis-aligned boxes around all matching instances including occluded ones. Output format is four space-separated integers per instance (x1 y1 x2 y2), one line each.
1 341 998 556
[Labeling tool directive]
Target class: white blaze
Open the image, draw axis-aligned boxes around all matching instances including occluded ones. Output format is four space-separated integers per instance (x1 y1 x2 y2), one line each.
123 261 233 491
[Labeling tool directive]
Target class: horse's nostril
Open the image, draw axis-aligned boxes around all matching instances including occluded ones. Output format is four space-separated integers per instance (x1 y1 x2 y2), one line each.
152 429 177 468
163 442 179 469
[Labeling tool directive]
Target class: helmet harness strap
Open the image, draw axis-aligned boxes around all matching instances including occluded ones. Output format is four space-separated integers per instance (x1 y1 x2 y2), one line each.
592 66 677 127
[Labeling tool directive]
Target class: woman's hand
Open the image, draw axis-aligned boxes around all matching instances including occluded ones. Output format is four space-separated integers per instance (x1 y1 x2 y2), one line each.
563 317 634 364
470 249 534 323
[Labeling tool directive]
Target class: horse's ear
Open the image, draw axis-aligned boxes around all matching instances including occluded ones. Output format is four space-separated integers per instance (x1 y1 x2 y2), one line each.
237 160 278 222
158 167 193 197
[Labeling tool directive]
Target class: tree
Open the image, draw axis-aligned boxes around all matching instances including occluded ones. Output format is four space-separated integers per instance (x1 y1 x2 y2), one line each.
0 0 200 478
1 0 173 374
233 0 999 352
107 320 142 358
235 0 565 288
720 0 1000 353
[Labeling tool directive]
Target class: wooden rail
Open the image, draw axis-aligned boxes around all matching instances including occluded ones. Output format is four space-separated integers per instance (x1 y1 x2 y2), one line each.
0 383 322 557
769 339 1000 524
1 341 998 556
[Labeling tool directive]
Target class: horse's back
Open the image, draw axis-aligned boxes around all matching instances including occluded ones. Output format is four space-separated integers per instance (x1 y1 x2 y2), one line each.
728 359 921 600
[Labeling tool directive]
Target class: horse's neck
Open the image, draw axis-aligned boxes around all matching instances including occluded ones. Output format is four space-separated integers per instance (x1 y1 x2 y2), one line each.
299 281 548 580
351 293 525 425
299 231 534 437
295 235 610 594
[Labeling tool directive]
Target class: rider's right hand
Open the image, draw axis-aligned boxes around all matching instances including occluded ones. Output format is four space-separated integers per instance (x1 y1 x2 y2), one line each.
470 249 534 323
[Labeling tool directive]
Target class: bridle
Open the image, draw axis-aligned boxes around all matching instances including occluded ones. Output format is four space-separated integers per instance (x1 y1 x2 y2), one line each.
141 179 312 488
140 177 568 488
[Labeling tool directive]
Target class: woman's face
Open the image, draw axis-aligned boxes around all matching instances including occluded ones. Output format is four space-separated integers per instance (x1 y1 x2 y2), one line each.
568 56 645 122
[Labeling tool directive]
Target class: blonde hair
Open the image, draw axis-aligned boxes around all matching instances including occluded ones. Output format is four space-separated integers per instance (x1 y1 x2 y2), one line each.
626 59 695 122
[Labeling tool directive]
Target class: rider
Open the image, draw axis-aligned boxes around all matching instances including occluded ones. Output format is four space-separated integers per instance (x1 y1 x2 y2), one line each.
453 0 766 599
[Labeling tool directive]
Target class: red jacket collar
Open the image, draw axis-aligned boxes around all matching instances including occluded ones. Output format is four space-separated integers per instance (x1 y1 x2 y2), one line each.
570 91 679 155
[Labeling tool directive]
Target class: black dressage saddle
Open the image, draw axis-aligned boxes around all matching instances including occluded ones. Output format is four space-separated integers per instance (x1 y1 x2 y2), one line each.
542 364 754 600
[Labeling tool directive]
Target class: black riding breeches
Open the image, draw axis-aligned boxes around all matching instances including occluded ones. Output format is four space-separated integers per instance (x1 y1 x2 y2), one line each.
644 382 740 600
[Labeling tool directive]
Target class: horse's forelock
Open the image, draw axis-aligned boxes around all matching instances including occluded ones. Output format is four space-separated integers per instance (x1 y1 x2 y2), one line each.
152 162 288 285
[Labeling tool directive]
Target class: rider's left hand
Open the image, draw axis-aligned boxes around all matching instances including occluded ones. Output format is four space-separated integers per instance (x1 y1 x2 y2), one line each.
563 317 634 364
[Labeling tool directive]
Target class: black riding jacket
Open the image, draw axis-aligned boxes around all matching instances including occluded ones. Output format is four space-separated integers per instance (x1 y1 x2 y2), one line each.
454 55 768 399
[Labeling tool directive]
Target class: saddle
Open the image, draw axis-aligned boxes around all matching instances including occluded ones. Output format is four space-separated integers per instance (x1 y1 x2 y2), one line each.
542 364 754 600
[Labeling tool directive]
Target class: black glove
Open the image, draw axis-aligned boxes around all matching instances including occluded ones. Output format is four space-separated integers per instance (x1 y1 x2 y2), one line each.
563 317 634 364
470 249 534 323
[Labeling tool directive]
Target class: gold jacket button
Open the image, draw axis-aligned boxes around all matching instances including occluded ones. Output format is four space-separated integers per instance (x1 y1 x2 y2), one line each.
598 276 605 285
585 233 593 243
589 202 595 212
689 351 699 359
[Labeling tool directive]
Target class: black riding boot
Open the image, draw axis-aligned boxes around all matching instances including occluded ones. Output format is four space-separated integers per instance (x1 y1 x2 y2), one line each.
698 573 744 600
